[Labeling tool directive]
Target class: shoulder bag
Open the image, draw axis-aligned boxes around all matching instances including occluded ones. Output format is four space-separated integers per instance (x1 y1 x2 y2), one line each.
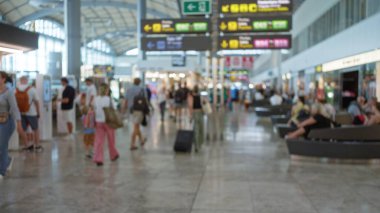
0 89 9 124
103 97 124 129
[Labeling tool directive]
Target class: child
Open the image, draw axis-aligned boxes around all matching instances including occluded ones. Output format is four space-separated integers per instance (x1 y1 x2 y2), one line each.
82 106 95 159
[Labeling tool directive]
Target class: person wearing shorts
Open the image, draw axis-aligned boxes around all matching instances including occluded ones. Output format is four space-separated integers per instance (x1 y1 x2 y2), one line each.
123 78 147 150
17 76 41 151
81 106 95 159
59 78 76 139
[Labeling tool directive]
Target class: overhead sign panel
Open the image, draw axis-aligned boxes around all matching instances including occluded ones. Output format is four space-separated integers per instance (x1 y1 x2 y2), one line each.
172 55 187 67
142 36 212 51
141 19 211 34
219 0 292 15
182 0 212 15
218 16 292 33
219 35 292 50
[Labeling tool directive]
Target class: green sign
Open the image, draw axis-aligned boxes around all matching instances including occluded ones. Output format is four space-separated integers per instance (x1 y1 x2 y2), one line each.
182 0 211 15
218 16 292 33
253 20 288 30
142 19 211 34
175 23 190 32
193 22 208 31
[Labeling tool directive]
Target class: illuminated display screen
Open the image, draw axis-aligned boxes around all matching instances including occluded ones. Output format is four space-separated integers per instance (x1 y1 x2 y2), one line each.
219 16 292 33
141 36 212 51
219 0 293 15
43 78 51 103
141 19 211 34
218 35 292 50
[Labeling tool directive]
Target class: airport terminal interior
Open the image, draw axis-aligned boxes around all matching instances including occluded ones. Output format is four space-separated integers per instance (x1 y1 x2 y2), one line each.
1 0 380 212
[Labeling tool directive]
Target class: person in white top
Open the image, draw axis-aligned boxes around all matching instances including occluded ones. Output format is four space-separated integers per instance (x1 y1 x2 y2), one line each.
157 86 167 121
85 78 97 107
269 90 283 106
92 83 119 166
15 76 41 151
254 90 264 101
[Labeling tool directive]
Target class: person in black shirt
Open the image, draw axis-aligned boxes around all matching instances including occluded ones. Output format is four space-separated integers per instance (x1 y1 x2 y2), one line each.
59 78 76 137
188 85 204 152
286 103 333 139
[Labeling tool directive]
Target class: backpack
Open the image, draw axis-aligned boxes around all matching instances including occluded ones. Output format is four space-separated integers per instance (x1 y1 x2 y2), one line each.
15 87 31 113
132 89 149 114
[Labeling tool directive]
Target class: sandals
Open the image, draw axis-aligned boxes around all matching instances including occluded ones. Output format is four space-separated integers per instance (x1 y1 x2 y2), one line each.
130 146 138 151
111 155 119 162
141 138 147 146
21 145 34 151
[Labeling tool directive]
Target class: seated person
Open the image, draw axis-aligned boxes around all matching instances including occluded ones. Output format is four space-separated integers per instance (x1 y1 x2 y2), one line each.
319 99 336 119
269 90 283 106
365 103 380 126
286 103 333 139
348 96 367 125
363 97 378 114
254 89 264 101
288 96 310 127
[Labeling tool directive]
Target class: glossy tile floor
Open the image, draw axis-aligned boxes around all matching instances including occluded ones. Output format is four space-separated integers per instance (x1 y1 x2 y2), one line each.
1 110 380 213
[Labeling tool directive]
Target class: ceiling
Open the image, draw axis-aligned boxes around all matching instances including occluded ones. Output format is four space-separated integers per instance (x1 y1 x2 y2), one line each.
0 0 180 55
0 0 306 56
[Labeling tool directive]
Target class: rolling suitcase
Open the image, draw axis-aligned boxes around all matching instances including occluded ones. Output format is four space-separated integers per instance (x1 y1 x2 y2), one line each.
174 130 194 152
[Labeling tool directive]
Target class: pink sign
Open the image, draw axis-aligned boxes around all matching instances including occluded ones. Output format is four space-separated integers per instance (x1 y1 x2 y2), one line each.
253 38 290 49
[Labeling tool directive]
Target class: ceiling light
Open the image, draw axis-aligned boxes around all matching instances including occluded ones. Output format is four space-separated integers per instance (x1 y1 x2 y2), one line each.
0 47 23 54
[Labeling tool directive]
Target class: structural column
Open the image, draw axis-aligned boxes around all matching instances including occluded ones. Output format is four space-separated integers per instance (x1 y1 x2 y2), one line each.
63 0 81 85
376 62 380 101
137 0 147 83
137 0 146 61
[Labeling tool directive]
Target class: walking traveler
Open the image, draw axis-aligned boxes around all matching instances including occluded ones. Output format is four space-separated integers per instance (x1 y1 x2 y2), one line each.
85 78 97 107
59 78 76 139
122 78 149 150
15 76 42 151
189 85 204 152
158 86 167 121
0 71 25 180
93 83 119 166
82 106 95 159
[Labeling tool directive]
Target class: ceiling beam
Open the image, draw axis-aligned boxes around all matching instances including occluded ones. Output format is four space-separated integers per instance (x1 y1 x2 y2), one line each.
14 0 172 26
177 0 184 18
86 29 135 44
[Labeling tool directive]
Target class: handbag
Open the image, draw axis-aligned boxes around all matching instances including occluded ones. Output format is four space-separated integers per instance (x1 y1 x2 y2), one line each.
202 99 212 115
141 114 148 126
103 98 124 129
0 89 9 124
0 112 9 124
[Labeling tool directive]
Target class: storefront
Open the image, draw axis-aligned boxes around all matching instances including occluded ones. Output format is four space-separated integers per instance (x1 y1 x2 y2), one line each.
322 49 380 109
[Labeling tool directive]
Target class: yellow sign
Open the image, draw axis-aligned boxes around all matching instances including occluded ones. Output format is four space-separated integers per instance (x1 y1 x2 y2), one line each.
220 3 290 14
144 24 152 32
229 40 239 49
152 23 162 33
221 3 258 13
221 5 229 13
221 40 228 48
220 22 227 30
228 21 238 31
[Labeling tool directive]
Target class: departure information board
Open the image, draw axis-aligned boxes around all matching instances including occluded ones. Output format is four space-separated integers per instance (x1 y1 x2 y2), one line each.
141 19 211 34
218 35 292 50
219 0 292 15
218 16 292 33
142 36 212 51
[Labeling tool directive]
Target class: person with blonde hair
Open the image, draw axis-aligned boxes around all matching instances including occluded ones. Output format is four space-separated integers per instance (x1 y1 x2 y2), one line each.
92 83 119 166
286 102 333 139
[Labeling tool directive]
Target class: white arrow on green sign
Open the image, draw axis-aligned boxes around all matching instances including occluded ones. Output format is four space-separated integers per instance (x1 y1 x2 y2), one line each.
182 0 211 15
